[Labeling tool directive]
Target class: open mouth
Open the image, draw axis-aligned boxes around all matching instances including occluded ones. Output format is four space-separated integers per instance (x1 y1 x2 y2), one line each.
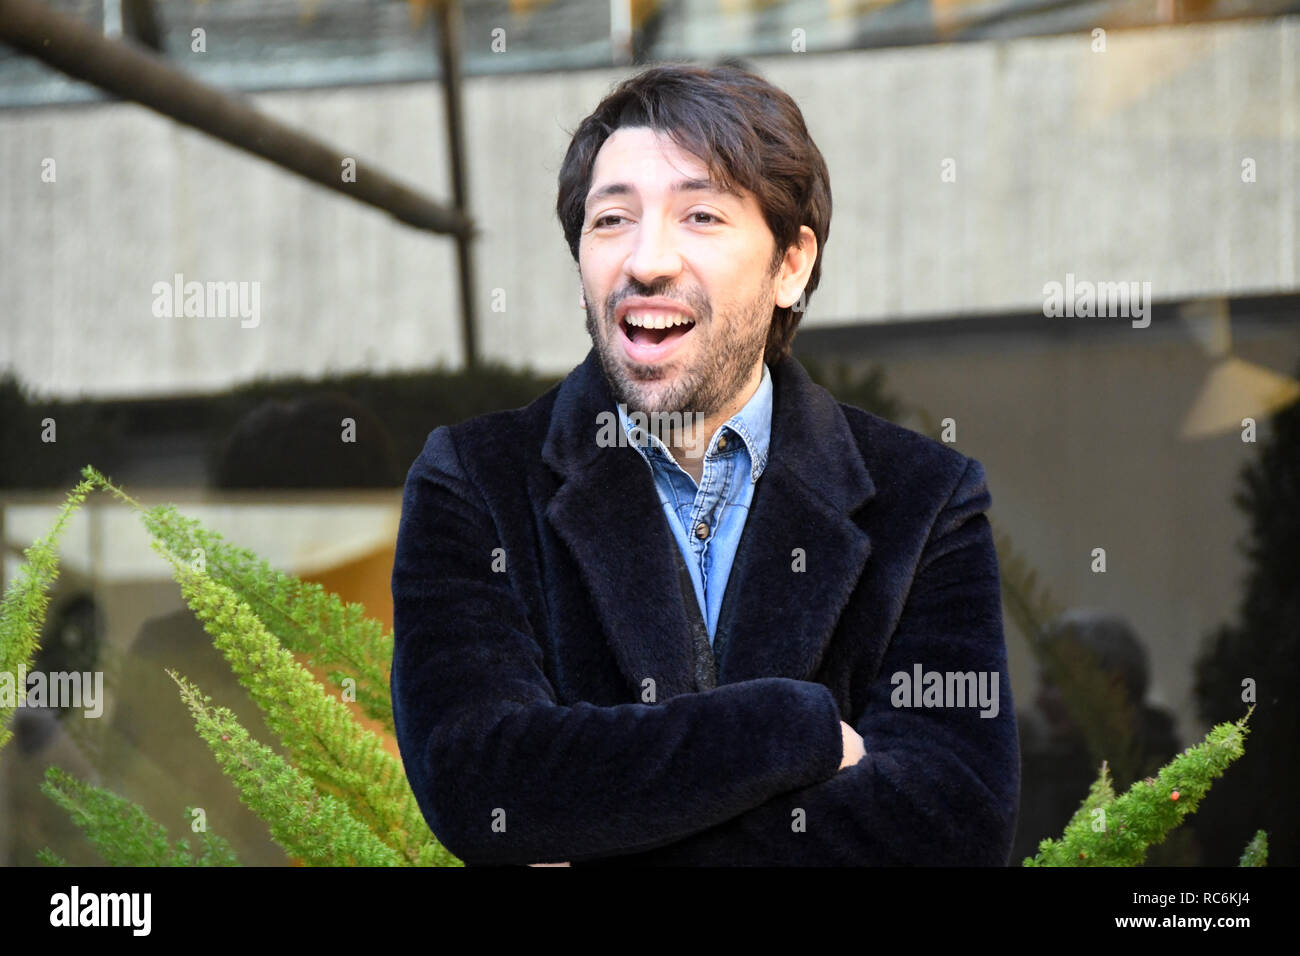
618 311 696 361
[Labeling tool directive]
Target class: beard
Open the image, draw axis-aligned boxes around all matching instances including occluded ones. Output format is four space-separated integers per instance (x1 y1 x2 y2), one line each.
584 277 771 421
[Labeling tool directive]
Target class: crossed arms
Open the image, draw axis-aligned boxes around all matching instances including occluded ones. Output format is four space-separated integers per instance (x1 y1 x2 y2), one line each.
391 426 1019 866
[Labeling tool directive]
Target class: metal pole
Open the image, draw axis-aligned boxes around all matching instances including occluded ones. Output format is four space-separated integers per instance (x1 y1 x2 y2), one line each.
610 0 633 66
433 0 479 368
0 0 474 239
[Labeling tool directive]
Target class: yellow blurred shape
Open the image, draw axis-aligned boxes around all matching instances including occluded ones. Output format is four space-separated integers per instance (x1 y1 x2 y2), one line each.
1180 356 1300 440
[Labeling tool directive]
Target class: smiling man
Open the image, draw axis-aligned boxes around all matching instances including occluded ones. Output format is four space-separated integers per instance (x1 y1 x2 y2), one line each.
391 62 1020 866
578 123 808 487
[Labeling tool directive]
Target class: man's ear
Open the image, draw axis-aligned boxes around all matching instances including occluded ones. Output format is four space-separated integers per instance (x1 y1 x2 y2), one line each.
579 287 587 310
774 226 817 309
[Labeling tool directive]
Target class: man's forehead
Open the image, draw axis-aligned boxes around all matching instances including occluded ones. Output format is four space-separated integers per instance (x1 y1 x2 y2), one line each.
585 130 745 209
592 125 700 168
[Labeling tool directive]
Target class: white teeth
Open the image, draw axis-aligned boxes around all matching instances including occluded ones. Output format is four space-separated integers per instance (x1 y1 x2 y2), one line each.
625 311 695 328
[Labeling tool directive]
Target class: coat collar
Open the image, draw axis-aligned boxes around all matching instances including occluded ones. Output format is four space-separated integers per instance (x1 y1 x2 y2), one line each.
619 360 773 483
542 347 876 698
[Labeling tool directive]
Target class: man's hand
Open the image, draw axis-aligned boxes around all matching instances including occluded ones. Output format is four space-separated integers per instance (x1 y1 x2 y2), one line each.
839 720 866 770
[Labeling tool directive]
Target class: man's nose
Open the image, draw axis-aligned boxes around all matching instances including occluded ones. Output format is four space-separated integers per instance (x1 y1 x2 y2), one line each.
624 217 682 285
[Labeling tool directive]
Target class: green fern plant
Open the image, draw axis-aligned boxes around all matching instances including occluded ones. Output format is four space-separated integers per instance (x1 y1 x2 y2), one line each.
1025 712 1261 866
0 476 94 750
0 466 459 867
129 497 393 731
168 671 403 866
39 765 239 866
1239 829 1269 867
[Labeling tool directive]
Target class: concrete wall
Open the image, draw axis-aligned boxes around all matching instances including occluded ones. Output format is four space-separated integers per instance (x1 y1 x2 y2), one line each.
2 15 1297 397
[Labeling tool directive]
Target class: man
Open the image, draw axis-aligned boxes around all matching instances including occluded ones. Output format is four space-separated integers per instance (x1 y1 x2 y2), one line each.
391 62 1020 866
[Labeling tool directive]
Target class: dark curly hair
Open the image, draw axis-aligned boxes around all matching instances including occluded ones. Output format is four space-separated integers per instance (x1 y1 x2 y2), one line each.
555 61 832 366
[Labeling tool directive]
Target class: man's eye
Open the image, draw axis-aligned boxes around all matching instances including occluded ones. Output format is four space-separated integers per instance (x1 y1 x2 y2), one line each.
593 215 625 228
689 211 721 225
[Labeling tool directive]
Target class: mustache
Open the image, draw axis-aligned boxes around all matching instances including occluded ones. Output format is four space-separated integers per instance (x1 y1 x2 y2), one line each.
605 289 708 320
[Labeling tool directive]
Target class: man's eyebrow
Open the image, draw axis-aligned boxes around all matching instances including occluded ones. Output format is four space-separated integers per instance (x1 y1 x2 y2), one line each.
584 177 741 212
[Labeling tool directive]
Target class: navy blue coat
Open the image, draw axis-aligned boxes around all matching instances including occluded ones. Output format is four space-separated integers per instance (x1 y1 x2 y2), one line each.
391 347 1020 866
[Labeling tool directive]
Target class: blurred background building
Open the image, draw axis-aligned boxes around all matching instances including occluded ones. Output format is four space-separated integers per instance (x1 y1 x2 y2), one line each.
2 0 1297 865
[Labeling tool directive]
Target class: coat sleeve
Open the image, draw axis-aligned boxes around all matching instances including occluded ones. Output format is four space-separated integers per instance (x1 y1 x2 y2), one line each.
390 425 846 866
589 456 1021 865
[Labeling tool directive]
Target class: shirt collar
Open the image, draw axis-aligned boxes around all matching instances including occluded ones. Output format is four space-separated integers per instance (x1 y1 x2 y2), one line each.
617 362 772 484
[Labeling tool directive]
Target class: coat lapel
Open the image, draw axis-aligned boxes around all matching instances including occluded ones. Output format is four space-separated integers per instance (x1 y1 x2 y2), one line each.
542 347 876 699
713 355 876 684
542 349 700 699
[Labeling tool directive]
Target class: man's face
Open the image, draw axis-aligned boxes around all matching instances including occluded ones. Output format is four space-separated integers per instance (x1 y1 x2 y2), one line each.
579 126 781 418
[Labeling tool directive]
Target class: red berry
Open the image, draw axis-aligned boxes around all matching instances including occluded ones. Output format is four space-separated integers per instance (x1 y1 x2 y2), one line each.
1170 790 1180 801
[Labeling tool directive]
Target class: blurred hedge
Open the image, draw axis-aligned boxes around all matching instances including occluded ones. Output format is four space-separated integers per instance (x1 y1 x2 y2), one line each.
1 351 895 489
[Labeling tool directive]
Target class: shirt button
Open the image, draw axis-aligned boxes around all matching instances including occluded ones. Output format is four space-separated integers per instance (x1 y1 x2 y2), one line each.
695 522 709 539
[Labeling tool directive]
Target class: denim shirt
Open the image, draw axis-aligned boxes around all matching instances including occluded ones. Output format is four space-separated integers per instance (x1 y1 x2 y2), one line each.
618 363 773 645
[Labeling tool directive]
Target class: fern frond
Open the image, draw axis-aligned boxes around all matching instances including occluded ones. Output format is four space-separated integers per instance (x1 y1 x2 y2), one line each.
88 469 392 730
0 477 94 752
40 765 239 865
168 669 404 866
156 549 449 864
1026 711 1251 866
